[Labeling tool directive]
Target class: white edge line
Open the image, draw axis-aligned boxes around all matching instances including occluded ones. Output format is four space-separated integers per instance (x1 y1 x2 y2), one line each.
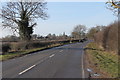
19 65 36 75
82 53 85 78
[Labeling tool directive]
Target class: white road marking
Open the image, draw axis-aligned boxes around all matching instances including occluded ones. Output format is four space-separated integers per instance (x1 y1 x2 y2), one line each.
18 50 61 75
18 50 59 75
19 65 36 75
13 59 15 60
24 55 28 57
49 54 55 58
59 50 63 52
81 53 85 78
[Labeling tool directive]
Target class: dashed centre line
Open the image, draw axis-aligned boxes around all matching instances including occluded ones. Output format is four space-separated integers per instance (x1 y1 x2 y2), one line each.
19 65 36 75
59 50 63 52
49 54 55 58
18 52 57 75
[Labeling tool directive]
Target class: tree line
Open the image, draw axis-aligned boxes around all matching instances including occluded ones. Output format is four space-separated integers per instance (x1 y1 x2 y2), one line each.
1 32 69 42
87 21 118 53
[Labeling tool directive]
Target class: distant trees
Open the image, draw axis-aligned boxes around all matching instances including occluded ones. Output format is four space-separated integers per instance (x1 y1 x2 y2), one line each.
2 35 20 42
0 1 48 41
87 27 97 39
32 33 69 41
32 34 38 40
57 32 68 40
87 26 105 39
71 25 86 39
46 33 68 40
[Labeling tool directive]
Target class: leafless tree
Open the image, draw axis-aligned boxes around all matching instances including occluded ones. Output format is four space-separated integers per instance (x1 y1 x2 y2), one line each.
106 0 120 16
0 1 48 41
72 24 86 39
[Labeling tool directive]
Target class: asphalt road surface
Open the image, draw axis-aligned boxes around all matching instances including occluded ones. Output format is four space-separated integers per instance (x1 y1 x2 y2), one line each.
2 41 90 78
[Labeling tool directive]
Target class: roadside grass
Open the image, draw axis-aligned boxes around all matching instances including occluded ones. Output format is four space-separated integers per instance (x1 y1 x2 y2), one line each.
1 43 63 61
85 42 119 78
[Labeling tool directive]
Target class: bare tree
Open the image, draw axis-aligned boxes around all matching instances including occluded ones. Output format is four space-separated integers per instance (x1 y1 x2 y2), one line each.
87 26 105 39
87 27 98 39
0 1 48 41
72 24 86 39
106 0 120 15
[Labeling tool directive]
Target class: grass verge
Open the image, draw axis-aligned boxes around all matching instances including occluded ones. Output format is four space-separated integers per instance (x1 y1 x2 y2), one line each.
85 42 119 78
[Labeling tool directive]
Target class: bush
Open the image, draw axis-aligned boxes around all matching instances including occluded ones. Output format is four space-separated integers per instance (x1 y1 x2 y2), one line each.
11 41 52 51
94 31 104 45
2 43 11 54
94 21 118 53
11 42 28 51
2 40 72 54
26 42 51 49
107 25 117 51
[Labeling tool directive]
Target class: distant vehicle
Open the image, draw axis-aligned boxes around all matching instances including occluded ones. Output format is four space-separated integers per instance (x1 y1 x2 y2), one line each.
80 37 87 42
80 39 84 42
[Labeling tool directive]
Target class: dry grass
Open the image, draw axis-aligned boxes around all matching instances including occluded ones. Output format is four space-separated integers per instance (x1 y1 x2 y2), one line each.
85 42 119 78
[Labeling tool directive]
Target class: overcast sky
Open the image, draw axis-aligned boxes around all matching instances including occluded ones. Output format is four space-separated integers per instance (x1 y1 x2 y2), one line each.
0 2 117 38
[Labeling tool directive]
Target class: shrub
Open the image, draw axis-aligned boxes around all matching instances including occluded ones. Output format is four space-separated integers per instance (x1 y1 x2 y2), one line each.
11 42 28 51
94 21 118 53
2 43 11 54
11 41 52 51
26 42 51 49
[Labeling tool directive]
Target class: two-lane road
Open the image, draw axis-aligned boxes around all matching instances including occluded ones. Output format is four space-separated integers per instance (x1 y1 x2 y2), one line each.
2 41 89 78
